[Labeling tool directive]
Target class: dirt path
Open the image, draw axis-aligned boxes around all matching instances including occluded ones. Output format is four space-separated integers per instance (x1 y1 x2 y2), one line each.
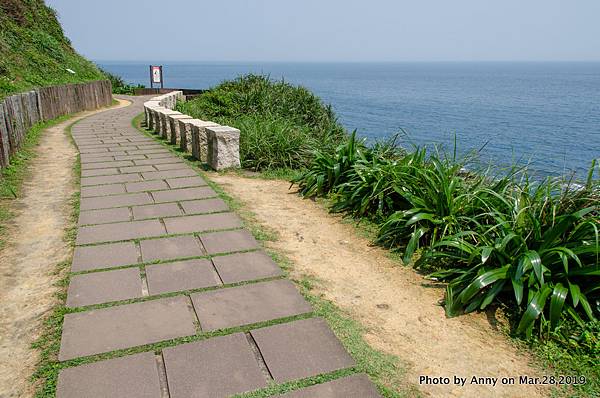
0 101 127 398
208 173 548 398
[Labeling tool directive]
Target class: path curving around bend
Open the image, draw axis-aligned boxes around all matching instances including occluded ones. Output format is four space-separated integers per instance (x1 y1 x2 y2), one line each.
54 96 380 397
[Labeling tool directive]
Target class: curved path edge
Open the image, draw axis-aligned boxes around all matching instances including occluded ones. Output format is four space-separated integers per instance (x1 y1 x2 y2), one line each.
54 96 381 398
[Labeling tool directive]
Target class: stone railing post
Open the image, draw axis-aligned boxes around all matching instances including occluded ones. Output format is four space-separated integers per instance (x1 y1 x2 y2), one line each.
206 126 241 170
143 91 241 171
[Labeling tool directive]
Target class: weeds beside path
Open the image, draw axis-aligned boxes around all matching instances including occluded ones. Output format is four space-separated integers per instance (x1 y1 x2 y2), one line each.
205 172 549 398
0 102 125 398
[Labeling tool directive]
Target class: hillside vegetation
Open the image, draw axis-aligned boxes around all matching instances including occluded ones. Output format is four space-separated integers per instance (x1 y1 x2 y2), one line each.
0 0 104 99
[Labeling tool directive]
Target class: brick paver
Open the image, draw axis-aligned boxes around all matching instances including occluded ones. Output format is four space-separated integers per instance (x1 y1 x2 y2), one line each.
140 235 204 262
277 374 382 397
191 280 312 331
57 96 378 397
72 241 139 272
180 198 229 214
251 318 356 382
145 259 221 294
212 251 283 284
66 268 142 307
56 352 161 398
162 333 267 398
78 207 131 225
200 229 259 254
59 296 196 360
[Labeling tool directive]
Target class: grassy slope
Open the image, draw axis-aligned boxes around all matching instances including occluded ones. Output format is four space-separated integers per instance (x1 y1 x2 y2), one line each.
0 0 104 100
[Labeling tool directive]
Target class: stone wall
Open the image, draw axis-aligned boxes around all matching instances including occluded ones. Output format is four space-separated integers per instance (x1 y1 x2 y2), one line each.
144 92 240 171
0 80 112 168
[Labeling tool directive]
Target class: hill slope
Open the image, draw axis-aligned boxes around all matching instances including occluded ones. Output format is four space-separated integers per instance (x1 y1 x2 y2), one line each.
0 0 104 99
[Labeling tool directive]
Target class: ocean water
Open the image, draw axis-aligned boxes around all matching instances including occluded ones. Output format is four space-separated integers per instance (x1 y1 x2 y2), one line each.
99 61 600 179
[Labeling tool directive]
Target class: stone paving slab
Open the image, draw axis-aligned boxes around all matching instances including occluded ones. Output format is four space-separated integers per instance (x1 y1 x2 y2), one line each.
78 207 131 225
163 212 242 234
200 229 259 254
140 235 204 262
72 241 139 272
128 148 171 156
162 333 267 398
66 268 143 307
151 186 216 203
132 202 183 220
120 165 157 174
154 163 188 171
114 154 148 161
80 192 152 210
76 219 166 245
81 183 126 198
180 198 229 214
145 151 173 158
81 173 143 187
191 280 311 331
125 180 169 193
80 154 118 162
277 374 382 398
59 296 196 360
251 318 355 382
145 259 221 295
56 352 162 398
134 157 185 166
166 176 208 189
81 160 134 169
141 168 197 180
212 251 283 284
81 168 119 177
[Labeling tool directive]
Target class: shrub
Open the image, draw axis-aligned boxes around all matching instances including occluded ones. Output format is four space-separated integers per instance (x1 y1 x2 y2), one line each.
99 67 143 95
179 74 347 170
293 141 600 339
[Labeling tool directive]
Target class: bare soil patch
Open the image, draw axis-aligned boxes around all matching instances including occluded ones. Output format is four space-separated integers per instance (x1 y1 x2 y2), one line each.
0 101 128 398
208 172 548 398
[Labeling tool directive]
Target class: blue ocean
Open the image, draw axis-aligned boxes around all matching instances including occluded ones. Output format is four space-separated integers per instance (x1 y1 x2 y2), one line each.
98 62 600 179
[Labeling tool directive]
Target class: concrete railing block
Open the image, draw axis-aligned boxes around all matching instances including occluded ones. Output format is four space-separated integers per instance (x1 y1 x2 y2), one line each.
206 126 241 170
167 114 193 145
147 92 238 170
188 120 220 160
158 110 183 140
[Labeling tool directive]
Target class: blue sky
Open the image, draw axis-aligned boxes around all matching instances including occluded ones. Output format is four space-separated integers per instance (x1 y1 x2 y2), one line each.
47 0 600 62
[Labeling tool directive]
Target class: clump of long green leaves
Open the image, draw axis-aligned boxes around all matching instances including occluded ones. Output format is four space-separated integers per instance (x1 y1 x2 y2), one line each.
179 74 347 170
428 171 599 338
293 141 600 338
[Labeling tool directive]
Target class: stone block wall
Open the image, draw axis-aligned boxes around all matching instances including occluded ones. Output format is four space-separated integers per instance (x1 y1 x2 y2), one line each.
143 92 240 171
0 80 112 168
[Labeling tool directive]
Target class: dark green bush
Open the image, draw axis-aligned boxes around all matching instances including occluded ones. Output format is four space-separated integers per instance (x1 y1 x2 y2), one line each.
178 74 347 170
293 142 600 340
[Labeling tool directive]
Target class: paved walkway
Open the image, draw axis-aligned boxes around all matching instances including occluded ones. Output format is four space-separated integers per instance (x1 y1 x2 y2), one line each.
56 97 381 397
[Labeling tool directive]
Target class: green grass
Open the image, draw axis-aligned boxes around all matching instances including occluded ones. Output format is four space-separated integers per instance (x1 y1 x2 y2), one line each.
133 112 416 397
291 132 599 397
0 114 71 248
0 0 106 99
178 74 347 171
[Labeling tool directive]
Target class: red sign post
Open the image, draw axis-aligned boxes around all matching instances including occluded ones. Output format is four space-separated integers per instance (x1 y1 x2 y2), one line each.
149 65 163 89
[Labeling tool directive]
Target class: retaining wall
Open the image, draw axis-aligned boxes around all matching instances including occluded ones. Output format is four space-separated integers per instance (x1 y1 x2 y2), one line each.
0 80 112 168
144 92 240 170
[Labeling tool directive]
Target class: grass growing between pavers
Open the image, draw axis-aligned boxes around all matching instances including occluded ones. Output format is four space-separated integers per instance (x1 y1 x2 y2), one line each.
0 114 72 248
133 113 418 397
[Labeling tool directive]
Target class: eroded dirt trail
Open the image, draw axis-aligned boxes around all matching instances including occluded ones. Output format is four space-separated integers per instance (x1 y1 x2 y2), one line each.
208 173 547 398
0 102 126 398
